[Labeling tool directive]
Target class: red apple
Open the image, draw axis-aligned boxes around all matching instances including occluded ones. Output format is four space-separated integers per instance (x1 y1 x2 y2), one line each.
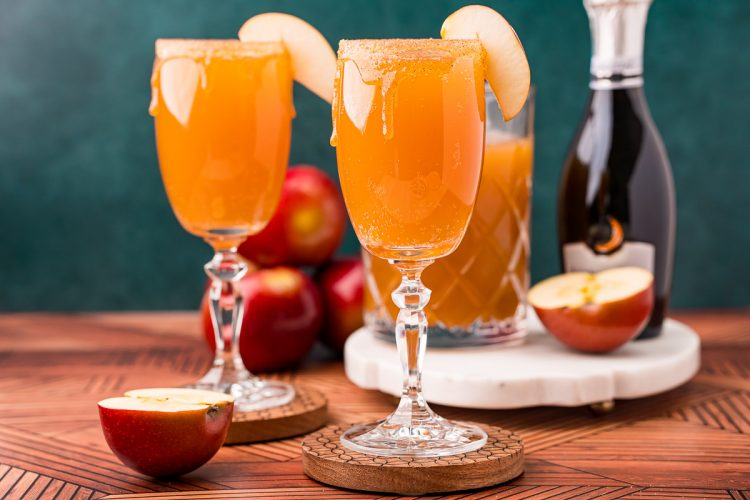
98 388 233 478
238 165 346 267
528 267 654 353
317 257 364 354
203 267 323 372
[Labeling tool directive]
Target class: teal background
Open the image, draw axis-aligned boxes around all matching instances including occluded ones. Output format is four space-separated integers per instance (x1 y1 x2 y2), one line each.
0 0 748 311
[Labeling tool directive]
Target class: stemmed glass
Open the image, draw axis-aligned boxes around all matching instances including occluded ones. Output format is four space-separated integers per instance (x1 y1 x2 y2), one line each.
332 39 488 456
150 39 295 411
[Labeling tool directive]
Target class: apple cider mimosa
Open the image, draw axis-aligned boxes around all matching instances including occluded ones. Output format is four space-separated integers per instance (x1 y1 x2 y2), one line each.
331 5 530 458
333 35 496 458
150 14 336 412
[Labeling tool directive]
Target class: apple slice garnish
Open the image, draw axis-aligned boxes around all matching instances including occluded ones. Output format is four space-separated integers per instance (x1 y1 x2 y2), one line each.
528 267 654 353
98 388 233 477
238 13 336 103
441 5 530 121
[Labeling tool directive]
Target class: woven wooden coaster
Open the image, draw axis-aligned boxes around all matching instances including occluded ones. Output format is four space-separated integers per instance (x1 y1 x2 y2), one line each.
225 386 328 445
301 423 524 495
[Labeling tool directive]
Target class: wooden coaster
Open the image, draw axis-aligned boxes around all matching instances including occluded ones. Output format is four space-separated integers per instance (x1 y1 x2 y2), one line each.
302 424 524 495
225 386 327 445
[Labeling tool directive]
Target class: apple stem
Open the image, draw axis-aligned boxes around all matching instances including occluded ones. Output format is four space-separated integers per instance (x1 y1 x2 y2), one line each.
389 259 434 423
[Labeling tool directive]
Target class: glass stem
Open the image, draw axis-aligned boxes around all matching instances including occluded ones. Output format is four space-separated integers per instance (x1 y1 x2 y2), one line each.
201 249 254 388
339 257 487 456
390 259 434 426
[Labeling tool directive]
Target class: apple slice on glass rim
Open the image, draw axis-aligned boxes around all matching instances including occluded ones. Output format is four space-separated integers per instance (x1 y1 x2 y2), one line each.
239 13 336 103
441 4 531 121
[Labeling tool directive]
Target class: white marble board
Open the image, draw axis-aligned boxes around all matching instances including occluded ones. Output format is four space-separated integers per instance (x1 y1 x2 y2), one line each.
344 312 701 409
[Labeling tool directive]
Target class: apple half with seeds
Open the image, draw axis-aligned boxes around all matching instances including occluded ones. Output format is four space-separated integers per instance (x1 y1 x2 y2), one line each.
529 267 654 353
98 388 233 478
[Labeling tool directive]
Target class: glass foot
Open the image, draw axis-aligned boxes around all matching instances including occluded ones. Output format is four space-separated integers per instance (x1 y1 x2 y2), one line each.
341 415 487 457
185 379 295 412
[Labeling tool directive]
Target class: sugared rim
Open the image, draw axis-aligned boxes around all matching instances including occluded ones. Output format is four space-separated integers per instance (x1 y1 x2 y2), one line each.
338 38 483 62
155 38 286 59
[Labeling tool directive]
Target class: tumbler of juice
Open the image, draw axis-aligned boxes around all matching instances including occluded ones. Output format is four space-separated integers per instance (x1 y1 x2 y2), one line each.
364 85 535 346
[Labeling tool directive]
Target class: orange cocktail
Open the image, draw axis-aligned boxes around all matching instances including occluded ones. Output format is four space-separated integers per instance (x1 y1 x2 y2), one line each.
150 39 296 410
151 40 293 249
333 38 489 457
333 39 485 261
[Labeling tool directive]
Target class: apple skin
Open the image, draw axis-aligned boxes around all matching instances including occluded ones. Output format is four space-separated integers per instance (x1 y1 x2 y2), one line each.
317 258 364 354
98 402 232 478
534 284 654 353
202 267 323 372
238 165 346 267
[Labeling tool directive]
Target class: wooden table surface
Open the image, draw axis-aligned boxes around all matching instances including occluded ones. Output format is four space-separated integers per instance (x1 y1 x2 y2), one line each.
0 311 748 499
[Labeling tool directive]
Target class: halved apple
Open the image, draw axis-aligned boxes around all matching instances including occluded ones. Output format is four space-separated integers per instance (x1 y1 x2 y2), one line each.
441 5 530 121
98 388 234 478
238 13 336 103
529 267 654 353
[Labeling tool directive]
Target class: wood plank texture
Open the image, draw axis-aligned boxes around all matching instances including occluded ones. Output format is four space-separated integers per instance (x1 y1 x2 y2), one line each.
0 310 748 499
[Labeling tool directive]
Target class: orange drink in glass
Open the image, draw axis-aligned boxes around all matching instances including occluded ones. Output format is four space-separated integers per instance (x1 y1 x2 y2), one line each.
152 40 292 249
150 39 296 410
333 38 488 456
333 39 485 262
364 88 535 346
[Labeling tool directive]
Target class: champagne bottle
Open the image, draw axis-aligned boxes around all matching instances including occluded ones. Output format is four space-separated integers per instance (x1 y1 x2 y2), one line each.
558 0 676 338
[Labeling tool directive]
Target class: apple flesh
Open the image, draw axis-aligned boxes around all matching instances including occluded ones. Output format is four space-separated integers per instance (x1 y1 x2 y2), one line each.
238 165 346 268
238 13 336 103
528 267 654 353
317 257 364 354
202 266 323 372
441 5 530 121
98 388 233 478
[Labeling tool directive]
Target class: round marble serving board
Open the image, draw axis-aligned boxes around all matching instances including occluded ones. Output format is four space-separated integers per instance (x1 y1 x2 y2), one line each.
302 424 524 495
344 313 701 409
225 386 328 444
